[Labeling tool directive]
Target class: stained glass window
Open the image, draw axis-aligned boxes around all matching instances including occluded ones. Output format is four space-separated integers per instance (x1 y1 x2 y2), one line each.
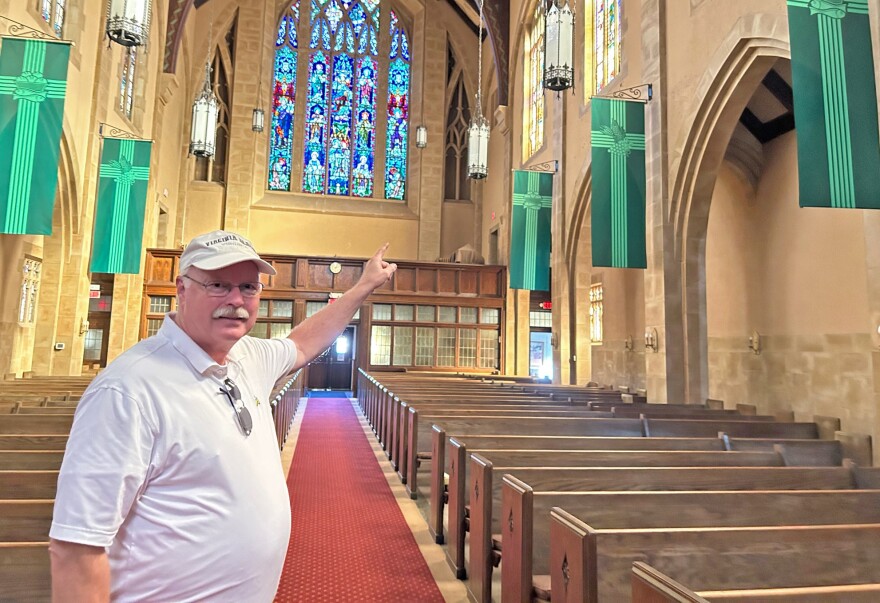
40 0 65 36
268 0 408 200
119 47 137 119
524 4 545 159
588 0 621 94
268 8 299 191
384 9 410 200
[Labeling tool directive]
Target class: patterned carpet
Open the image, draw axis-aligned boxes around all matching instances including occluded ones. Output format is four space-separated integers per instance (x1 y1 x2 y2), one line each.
275 397 445 602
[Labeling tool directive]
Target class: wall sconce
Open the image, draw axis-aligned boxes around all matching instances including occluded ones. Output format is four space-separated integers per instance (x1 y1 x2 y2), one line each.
623 335 633 352
79 318 90 335
251 107 265 133
415 125 427 149
748 330 761 355
644 327 658 352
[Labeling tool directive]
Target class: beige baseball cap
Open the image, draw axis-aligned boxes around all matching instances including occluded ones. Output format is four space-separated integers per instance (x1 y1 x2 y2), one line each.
179 230 276 276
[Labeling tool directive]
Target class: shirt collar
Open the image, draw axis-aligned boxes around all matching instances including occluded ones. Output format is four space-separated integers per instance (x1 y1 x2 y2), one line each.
158 312 247 378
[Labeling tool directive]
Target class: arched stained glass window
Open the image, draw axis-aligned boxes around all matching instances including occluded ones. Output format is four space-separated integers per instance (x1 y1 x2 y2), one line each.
523 3 544 159
40 0 65 36
384 9 410 200
268 0 409 200
586 0 621 94
268 6 299 191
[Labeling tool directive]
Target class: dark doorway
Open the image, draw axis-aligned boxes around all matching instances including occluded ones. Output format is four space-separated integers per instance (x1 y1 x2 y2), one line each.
307 325 355 391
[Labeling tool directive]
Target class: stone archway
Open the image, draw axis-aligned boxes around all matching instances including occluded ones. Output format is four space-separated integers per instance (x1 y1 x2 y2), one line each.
668 14 790 403
561 166 593 384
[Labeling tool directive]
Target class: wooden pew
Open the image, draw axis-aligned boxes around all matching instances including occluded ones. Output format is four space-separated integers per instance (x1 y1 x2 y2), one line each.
404 413 645 498
0 471 60 499
502 478 880 603
444 461 861 582
0 415 74 435
0 435 68 450
0 500 53 541
644 418 818 439
632 561 880 602
0 451 65 470
466 450 787 603
550 512 880 603
0 542 51 601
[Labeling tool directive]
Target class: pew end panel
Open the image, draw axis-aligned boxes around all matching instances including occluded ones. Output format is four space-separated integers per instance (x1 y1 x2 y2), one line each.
549 507 596 603
446 437 468 578
405 407 418 498
396 401 409 482
632 562 709 603
836 431 873 467
467 453 494 603
429 425 446 544
500 474 533 603
812 415 841 440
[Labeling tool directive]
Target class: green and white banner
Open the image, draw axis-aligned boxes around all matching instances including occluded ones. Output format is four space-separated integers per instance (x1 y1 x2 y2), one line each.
90 138 152 274
510 170 553 291
591 97 646 268
787 0 880 209
0 37 70 234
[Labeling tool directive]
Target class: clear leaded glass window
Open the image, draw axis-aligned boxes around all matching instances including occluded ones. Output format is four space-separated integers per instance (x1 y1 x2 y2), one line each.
529 310 552 328
19 258 41 324
523 3 544 159
370 325 391 364
479 329 499 369
392 326 413 365
268 0 411 200
587 0 621 94
119 47 137 119
40 0 65 36
589 283 604 343
149 296 172 314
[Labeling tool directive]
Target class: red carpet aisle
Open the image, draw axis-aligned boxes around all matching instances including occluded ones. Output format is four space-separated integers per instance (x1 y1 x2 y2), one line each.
275 397 445 602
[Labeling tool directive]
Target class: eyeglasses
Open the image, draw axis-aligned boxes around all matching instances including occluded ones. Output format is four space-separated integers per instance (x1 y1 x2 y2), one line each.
182 275 264 298
219 378 253 437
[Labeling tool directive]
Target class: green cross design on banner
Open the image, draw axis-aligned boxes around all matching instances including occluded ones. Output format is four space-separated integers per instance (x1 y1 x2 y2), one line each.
787 0 880 209
510 170 553 290
91 138 152 274
591 97 647 268
0 38 70 234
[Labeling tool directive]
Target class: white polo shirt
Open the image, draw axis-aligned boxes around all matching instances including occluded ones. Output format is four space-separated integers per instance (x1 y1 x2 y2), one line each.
51 314 297 602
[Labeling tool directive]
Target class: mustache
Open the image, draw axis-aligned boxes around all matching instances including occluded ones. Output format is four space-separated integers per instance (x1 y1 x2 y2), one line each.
212 306 250 320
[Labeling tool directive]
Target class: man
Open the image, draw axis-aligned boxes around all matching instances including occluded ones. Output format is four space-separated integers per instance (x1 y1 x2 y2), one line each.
49 230 397 602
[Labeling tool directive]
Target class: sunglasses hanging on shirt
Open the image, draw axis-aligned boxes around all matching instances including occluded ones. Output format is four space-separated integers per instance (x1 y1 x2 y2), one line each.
220 378 253 436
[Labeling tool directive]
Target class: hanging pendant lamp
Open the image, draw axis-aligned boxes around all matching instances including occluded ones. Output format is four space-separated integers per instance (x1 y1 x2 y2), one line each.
543 0 574 91
106 0 153 47
467 0 490 180
190 61 219 157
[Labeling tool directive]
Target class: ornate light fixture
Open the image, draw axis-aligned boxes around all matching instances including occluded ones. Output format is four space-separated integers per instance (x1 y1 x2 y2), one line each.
467 0 489 179
252 0 266 133
190 61 219 157
106 0 153 47
543 0 574 91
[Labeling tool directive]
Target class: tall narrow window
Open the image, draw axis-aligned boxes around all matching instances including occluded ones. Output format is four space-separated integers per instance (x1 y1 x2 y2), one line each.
384 9 410 200
19 258 41 324
523 3 545 159
589 283 604 343
268 5 300 191
587 0 621 94
119 47 138 119
40 0 65 36
268 0 410 200
444 51 470 202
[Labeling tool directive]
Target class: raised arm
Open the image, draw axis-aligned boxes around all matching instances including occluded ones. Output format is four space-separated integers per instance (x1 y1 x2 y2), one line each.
50 539 110 602
289 243 396 369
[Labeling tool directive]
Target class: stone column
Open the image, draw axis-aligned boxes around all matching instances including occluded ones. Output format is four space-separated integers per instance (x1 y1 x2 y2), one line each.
416 15 447 261
642 0 685 403
550 92 570 384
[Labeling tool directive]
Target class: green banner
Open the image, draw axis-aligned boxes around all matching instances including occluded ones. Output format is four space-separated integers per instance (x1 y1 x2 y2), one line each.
0 37 70 234
510 170 553 291
90 138 152 274
787 0 880 209
591 97 646 268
